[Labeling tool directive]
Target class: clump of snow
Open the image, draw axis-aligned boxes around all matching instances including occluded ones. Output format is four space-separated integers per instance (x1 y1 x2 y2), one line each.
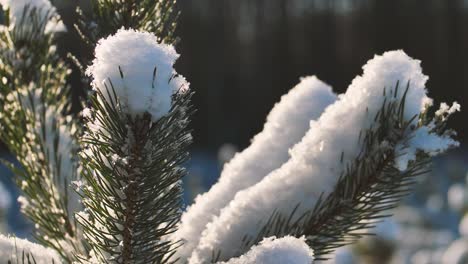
17 195 29 212
86 28 189 122
394 100 460 171
0 234 61 263
421 97 434 110
81 107 92 119
394 125 459 171
172 76 337 262
188 50 435 263
0 0 66 33
218 236 313 264
41 108 76 192
435 102 461 120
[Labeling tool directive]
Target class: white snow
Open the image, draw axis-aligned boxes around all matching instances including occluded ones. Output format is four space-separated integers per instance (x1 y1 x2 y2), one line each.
41 107 76 193
394 125 459 171
0 0 66 33
86 28 189 122
217 236 313 264
0 234 61 263
188 50 435 263
435 102 461 119
394 100 459 171
81 107 92 119
172 76 337 262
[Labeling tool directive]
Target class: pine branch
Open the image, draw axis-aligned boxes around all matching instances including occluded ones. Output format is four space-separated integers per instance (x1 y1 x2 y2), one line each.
73 0 179 68
0 4 84 261
77 85 193 263
171 76 338 262
239 82 455 261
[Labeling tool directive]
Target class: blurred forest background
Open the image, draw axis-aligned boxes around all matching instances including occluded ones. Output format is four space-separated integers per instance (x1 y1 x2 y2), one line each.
56 0 467 151
1 0 468 263
177 0 468 152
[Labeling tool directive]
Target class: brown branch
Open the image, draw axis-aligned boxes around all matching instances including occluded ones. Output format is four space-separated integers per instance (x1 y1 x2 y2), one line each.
122 115 150 263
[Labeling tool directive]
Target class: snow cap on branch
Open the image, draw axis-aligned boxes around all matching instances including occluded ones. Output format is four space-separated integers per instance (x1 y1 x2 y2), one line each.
218 236 314 264
0 0 66 33
188 50 445 263
435 102 461 120
86 28 189 122
172 76 337 262
394 124 459 171
0 234 61 263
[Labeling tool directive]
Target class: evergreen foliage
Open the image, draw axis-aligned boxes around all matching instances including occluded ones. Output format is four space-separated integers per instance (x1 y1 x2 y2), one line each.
74 0 179 68
242 83 438 260
77 86 193 263
0 1 460 264
0 3 83 261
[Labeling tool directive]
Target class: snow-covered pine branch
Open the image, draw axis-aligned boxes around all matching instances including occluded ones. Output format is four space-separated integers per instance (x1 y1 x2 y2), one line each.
0 0 461 261
78 28 192 263
74 0 179 67
0 0 64 82
0 1 82 261
0 0 65 35
218 236 314 264
171 76 337 262
0 234 61 264
187 50 459 263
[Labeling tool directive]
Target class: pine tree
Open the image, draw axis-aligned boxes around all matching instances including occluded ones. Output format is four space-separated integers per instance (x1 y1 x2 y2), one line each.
0 0 83 260
0 1 460 264
76 28 192 263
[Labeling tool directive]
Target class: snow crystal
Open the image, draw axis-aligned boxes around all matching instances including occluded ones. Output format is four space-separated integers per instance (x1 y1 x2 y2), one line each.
171 76 337 262
421 96 434 110
188 50 433 263
86 28 189 122
0 0 66 34
81 107 92 118
217 236 313 264
17 195 29 211
0 234 61 263
435 102 461 119
72 180 84 192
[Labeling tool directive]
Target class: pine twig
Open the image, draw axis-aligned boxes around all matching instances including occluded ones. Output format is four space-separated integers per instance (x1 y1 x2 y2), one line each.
239 82 455 261
0 4 84 261
77 85 193 263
